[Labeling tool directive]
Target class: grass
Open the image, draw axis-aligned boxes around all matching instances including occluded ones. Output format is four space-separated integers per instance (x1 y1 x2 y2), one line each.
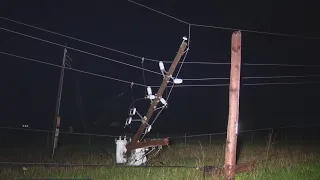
0 140 319 180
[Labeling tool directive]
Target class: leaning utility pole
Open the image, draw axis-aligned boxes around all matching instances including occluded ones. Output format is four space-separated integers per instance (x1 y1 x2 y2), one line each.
224 31 242 180
51 47 67 158
126 38 188 150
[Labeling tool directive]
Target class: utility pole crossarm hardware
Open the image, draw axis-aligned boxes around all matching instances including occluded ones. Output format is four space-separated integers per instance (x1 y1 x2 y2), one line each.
127 39 188 149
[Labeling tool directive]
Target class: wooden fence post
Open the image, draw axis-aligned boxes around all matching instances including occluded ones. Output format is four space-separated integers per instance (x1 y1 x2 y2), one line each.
88 135 91 147
251 132 254 144
184 133 187 145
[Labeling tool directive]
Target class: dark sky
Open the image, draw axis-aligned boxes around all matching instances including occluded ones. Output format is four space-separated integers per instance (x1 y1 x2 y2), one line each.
0 0 319 135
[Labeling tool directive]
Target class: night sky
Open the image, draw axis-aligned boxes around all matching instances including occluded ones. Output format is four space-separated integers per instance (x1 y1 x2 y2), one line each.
0 0 319 135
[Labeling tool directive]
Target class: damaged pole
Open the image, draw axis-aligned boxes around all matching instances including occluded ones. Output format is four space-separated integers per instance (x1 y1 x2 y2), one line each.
127 38 188 150
51 47 67 158
224 31 242 180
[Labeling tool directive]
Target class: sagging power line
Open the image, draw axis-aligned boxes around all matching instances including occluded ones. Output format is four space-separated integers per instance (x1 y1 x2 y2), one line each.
128 0 320 40
1 51 320 88
2 17 320 67
184 74 320 81
0 27 163 76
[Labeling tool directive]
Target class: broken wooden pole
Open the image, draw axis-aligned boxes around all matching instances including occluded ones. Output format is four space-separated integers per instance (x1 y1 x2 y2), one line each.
224 31 242 180
51 47 67 158
126 38 187 151
126 138 169 150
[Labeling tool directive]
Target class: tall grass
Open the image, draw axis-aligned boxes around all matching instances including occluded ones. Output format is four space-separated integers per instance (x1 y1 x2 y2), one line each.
0 140 319 179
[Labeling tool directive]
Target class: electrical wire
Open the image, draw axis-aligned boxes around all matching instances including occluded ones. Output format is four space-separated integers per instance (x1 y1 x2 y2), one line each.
127 98 146 115
190 23 320 40
128 1 320 40
1 22 320 67
75 74 87 133
141 58 147 96
2 51 320 89
0 27 163 76
243 63 320 67
0 51 147 87
0 16 231 65
168 81 320 88
0 16 163 63
243 75 320 79
76 83 87 133
183 74 320 81
128 0 188 24
130 82 135 107
243 81 320 86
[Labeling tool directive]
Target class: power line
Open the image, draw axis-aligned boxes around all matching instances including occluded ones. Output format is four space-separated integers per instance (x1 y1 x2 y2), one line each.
0 16 163 63
0 27 163 76
243 75 320 79
128 0 320 40
0 51 146 87
184 77 229 81
190 23 320 40
2 51 320 89
167 81 320 88
243 63 320 67
243 81 320 86
0 16 229 65
2 19 320 67
183 74 320 81
0 16 233 65
128 0 188 24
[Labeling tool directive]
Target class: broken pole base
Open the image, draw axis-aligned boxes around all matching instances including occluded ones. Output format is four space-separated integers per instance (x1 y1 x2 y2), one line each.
197 160 255 178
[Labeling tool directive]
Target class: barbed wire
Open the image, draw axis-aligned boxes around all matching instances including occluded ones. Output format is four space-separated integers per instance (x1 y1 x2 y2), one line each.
0 161 196 168
169 124 320 139
0 126 119 138
1 124 317 140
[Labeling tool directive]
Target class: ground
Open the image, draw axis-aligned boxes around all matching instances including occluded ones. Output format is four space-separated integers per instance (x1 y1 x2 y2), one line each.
0 139 319 180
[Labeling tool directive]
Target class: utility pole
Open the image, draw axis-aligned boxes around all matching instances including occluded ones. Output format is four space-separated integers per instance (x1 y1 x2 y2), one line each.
51 47 67 158
224 31 242 180
126 38 188 151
